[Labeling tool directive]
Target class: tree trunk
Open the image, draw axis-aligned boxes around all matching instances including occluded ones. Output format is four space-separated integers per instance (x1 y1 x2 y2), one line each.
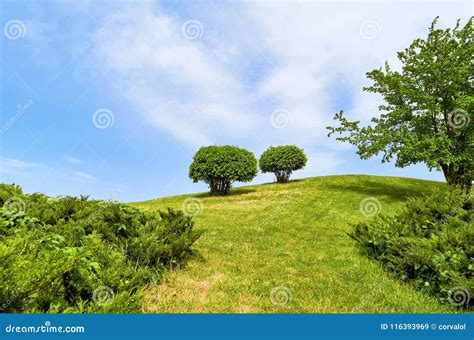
275 170 292 183
207 178 232 195
440 163 472 195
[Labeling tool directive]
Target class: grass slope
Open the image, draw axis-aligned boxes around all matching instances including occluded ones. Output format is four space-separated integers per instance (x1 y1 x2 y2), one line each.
132 175 454 313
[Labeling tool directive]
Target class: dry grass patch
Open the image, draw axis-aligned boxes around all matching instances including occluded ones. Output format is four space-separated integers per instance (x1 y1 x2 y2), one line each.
144 271 225 313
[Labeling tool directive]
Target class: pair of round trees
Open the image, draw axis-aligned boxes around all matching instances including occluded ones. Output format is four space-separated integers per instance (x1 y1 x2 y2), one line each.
189 145 308 195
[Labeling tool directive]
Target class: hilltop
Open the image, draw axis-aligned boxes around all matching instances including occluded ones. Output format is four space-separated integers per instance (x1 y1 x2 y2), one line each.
132 175 454 313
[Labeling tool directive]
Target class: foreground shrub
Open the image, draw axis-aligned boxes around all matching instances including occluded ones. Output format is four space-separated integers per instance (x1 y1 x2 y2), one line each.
259 145 307 183
351 190 473 308
189 145 258 195
0 184 201 313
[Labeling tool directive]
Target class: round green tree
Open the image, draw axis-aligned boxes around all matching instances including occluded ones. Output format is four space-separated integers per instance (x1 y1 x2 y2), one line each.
189 145 258 195
259 145 308 183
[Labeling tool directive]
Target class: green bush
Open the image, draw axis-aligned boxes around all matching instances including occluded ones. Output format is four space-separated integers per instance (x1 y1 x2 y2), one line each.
189 145 258 195
0 183 201 313
0 183 22 206
351 190 473 308
259 145 308 183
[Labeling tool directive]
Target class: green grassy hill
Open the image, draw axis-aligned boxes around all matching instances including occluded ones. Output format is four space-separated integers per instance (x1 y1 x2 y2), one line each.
132 175 454 313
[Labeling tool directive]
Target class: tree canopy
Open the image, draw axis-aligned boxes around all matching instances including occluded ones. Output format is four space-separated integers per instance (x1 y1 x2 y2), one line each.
328 17 473 193
259 145 307 183
189 145 258 195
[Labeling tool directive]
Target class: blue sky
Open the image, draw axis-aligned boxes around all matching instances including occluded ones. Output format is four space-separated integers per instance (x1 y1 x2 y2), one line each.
0 0 471 201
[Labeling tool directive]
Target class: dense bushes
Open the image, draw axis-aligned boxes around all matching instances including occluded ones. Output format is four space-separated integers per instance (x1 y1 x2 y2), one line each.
189 145 258 195
351 190 473 308
259 145 307 183
0 183 201 313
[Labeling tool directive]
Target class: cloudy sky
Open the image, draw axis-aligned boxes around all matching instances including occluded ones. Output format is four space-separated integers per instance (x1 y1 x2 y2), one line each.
0 0 471 201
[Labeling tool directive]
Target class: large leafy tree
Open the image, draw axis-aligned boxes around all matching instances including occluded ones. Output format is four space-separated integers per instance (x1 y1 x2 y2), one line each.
328 17 473 193
189 145 258 195
259 145 307 183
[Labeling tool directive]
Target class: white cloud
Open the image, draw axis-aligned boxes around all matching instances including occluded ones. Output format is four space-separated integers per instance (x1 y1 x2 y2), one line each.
248 1 470 127
295 152 346 179
0 158 40 175
86 0 469 168
92 3 262 148
66 157 82 164
73 171 94 180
